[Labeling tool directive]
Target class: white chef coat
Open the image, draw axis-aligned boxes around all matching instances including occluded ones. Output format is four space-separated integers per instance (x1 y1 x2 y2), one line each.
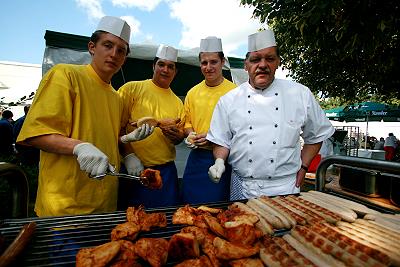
207 79 335 197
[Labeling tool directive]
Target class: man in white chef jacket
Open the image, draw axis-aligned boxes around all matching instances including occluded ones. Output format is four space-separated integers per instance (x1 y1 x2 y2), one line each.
206 29 335 200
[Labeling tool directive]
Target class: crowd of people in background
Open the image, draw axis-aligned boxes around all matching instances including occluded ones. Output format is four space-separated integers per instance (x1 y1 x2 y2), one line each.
0 106 40 165
359 133 399 161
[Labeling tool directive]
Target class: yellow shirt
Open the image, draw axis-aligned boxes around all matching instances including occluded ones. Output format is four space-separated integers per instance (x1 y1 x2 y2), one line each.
17 64 124 217
184 79 236 133
118 79 185 166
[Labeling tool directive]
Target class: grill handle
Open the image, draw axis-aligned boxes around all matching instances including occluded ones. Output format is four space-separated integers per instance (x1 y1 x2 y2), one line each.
316 155 400 191
0 162 29 218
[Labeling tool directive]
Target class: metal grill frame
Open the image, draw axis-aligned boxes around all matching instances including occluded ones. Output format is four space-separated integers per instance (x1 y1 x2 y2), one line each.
1 201 289 266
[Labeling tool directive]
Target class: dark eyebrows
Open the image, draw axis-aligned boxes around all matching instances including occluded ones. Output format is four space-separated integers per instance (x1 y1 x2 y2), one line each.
102 40 127 51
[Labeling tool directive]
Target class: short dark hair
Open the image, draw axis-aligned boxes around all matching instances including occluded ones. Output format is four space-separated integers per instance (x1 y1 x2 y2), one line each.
153 57 160 66
90 30 130 55
152 57 177 69
1 110 13 119
198 51 225 62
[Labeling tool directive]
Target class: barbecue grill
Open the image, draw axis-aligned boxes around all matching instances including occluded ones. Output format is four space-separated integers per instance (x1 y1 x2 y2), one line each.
316 155 400 213
1 155 399 266
1 201 290 267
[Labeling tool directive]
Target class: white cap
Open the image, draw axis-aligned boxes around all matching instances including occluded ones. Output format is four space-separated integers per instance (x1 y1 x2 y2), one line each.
248 29 276 52
200 36 223 52
96 16 131 44
156 44 178 62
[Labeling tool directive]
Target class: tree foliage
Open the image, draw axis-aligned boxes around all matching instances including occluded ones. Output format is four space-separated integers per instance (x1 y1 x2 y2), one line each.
241 0 400 102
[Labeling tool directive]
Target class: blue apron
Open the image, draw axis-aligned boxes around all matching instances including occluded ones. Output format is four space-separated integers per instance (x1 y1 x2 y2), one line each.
182 149 231 204
122 161 180 208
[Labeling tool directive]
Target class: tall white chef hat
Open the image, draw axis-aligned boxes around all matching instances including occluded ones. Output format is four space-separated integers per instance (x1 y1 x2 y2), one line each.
96 16 131 44
200 36 223 52
248 29 276 52
156 44 178 62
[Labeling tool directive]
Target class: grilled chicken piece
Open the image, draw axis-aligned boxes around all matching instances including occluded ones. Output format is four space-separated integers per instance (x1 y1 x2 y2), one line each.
109 240 140 267
134 238 168 267
158 118 181 128
180 226 206 244
213 237 259 260
126 206 167 231
173 205 196 225
197 206 222 214
172 205 208 228
111 222 141 241
141 168 163 190
174 255 213 267
224 221 262 246
229 258 265 267
203 214 225 238
180 226 221 267
168 233 200 261
76 241 120 267
217 205 259 226
130 117 180 129
201 232 221 267
136 117 159 128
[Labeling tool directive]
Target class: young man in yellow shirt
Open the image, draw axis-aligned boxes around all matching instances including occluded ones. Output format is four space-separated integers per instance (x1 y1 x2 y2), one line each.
17 16 153 216
182 37 236 204
118 45 185 208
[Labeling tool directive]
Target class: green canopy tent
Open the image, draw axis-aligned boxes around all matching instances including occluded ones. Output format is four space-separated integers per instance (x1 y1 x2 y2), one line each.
324 106 346 121
325 102 400 148
341 102 400 122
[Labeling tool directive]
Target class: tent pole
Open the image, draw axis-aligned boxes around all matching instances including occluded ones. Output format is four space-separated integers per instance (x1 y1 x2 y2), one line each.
365 112 369 149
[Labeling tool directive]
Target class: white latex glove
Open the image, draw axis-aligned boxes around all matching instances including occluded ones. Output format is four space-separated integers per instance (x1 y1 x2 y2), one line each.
208 158 225 183
124 153 144 176
120 124 154 143
184 131 198 149
73 142 109 176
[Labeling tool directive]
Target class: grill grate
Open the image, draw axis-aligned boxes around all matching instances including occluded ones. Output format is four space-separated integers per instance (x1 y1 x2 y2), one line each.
0 202 250 266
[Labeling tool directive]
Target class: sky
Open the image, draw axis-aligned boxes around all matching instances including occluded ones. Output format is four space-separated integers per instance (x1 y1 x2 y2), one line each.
0 0 265 64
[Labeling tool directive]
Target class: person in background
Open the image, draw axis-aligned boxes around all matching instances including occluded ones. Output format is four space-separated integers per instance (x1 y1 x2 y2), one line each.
13 105 40 165
0 110 14 158
16 16 153 217
118 44 185 208
374 137 385 150
207 29 335 200
384 133 398 161
182 36 236 204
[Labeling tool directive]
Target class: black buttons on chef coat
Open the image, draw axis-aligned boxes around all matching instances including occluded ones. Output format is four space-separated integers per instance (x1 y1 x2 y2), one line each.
248 95 251 98
275 93 278 96
249 126 252 130
274 124 278 128
275 107 278 110
268 176 272 179
249 159 253 163
271 159 274 163
249 141 253 144
273 141 276 144
248 110 251 113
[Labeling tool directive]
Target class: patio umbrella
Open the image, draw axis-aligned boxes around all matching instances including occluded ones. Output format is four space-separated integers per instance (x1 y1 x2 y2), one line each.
324 106 346 121
325 102 400 148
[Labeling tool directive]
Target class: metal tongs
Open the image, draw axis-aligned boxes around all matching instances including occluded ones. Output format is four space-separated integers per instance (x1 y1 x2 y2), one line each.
90 167 149 186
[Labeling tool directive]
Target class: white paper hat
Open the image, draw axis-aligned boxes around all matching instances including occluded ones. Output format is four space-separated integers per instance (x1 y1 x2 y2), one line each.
248 29 276 52
96 16 131 44
156 44 178 62
200 36 223 52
